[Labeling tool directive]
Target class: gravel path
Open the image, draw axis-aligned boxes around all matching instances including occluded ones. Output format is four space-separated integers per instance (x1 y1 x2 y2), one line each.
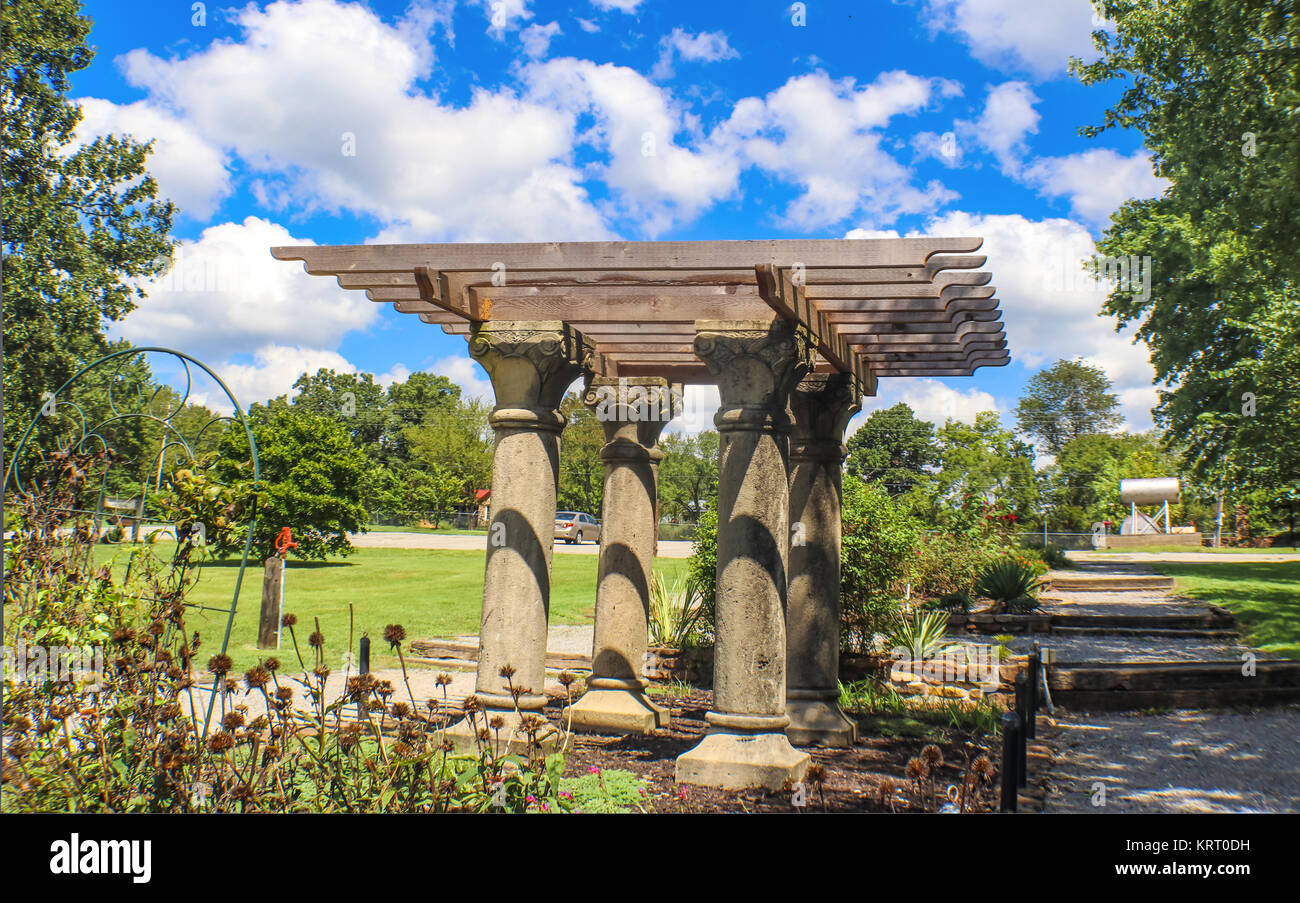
349 530 694 558
1043 708 1300 813
1039 563 1300 813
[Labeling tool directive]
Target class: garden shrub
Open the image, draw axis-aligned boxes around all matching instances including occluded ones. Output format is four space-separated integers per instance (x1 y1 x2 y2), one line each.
2 452 578 813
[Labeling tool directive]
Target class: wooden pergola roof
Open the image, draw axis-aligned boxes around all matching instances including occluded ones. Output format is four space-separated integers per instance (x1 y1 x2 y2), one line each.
270 239 1009 394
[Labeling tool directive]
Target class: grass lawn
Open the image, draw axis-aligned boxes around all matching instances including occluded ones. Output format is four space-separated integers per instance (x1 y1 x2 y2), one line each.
95 544 689 672
364 524 487 535
1089 546 1300 555
1155 561 1300 658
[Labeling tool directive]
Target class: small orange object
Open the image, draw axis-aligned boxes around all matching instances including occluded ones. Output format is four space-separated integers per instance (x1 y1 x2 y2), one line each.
275 527 298 557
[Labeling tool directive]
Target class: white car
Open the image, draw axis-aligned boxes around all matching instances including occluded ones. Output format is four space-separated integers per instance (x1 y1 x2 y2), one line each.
555 511 601 544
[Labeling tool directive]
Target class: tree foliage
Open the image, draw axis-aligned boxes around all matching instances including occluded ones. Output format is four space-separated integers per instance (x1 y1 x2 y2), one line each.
2 0 174 464
1014 359 1123 455
215 401 369 561
1074 0 1300 494
845 402 938 494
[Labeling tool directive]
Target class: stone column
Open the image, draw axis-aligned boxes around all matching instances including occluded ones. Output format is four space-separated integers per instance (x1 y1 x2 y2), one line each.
676 319 813 790
568 377 677 734
446 321 592 751
786 373 860 747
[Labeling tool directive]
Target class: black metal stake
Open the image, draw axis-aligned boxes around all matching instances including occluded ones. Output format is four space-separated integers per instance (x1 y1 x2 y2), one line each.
1014 670 1029 787
359 634 370 674
1026 648 1040 740
1000 711 1020 812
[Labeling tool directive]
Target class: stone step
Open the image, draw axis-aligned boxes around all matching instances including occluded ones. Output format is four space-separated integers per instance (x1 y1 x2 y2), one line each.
1050 626 1240 639
1048 660 1300 710
1048 659 1300 691
1047 574 1175 592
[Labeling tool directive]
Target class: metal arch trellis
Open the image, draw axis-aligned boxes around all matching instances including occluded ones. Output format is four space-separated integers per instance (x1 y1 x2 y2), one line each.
3 347 261 735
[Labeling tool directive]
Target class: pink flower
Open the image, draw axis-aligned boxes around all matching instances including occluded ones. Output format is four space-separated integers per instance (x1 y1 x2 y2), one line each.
678 786 689 800
559 791 573 800
588 765 601 775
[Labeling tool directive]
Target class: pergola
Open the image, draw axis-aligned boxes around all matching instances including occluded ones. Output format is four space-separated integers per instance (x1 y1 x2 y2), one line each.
272 238 1008 790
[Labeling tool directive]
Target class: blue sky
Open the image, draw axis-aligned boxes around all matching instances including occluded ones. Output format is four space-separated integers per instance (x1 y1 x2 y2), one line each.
71 0 1165 435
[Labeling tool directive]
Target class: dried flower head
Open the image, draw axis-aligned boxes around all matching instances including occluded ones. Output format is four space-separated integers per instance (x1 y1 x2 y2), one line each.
905 757 929 781
498 664 516 680
921 744 944 769
383 624 406 649
281 613 297 628
971 755 995 782
207 653 233 676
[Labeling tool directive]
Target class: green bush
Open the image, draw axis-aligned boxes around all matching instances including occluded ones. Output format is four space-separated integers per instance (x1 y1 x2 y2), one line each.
840 479 923 653
686 506 718 635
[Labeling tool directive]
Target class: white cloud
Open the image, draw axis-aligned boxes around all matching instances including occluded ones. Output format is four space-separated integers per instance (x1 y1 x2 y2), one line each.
1023 148 1166 228
968 81 1040 174
652 28 739 80
117 0 610 242
524 58 740 235
476 0 533 39
115 216 377 365
219 345 358 409
430 354 496 403
590 0 642 12
714 71 959 229
855 378 999 429
920 0 1104 77
520 21 562 59
918 210 1157 429
74 98 231 219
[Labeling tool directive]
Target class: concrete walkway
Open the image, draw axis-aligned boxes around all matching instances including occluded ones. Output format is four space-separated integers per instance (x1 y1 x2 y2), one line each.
350 530 694 558
1071 550 1298 564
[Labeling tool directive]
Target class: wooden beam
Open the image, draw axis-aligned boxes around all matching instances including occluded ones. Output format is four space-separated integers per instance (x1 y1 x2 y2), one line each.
270 237 986 274
755 264 874 397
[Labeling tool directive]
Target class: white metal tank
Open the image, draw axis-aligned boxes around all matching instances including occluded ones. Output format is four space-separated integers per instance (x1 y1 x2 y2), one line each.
1120 477 1180 506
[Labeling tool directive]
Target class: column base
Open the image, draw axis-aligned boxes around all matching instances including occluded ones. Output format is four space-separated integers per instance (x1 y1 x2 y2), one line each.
444 707 559 756
785 695 858 748
568 685 670 735
676 726 810 791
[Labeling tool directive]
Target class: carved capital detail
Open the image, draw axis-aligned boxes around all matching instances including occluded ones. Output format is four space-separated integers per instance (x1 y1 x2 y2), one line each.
789 372 862 462
468 320 595 425
693 319 813 432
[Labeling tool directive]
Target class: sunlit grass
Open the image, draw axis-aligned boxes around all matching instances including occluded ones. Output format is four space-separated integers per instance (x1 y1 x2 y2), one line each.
95 543 689 672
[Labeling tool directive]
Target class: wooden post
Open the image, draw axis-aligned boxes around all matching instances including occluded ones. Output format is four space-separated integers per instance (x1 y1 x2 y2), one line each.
258 557 284 649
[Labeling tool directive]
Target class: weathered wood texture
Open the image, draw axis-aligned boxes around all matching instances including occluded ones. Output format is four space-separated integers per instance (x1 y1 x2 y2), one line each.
271 239 1010 384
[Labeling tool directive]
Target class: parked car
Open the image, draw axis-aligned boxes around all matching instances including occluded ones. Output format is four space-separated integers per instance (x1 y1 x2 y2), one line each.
555 511 601 544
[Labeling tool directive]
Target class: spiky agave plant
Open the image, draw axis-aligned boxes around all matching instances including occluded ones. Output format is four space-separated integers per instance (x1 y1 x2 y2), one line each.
647 572 704 648
974 559 1047 614
886 609 952 661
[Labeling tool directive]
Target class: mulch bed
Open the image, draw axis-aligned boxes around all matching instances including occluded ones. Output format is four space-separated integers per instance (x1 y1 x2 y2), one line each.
542 688 1002 813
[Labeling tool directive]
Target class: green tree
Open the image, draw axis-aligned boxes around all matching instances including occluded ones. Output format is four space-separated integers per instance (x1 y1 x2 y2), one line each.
403 396 493 496
844 402 937 494
930 412 1040 522
1073 0 1300 494
2 0 174 463
215 401 369 561
557 391 604 515
1014 359 1122 455
290 369 388 452
658 431 719 522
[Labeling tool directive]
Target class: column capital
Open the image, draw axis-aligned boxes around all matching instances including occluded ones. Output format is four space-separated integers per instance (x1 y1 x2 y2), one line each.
582 375 680 455
469 320 595 430
789 372 862 463
693 319 814 432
